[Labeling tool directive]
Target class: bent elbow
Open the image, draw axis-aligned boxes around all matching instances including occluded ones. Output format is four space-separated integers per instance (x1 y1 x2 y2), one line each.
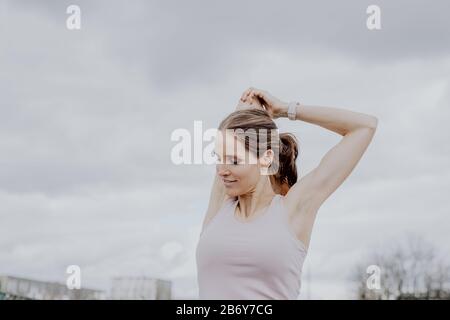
367 116 378 130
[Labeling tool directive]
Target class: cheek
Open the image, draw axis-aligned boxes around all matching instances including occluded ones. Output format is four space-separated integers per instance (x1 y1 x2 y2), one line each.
234 165 259 182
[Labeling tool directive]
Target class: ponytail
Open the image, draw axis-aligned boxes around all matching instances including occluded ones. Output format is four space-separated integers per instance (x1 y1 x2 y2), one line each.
273 133 299 188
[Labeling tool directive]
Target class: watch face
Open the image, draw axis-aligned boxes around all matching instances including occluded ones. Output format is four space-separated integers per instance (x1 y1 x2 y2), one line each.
288 102 297 119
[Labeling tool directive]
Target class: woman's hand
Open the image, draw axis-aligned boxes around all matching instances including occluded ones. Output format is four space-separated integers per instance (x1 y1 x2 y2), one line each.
235 99 264 111
235 91 265 111
239 87 288 119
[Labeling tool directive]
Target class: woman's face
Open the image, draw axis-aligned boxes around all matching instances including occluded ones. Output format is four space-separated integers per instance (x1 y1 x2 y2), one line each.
214 130 270 196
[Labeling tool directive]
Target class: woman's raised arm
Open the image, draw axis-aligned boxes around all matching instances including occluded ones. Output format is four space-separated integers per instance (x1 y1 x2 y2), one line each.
242 87 378 249
200 160 228 235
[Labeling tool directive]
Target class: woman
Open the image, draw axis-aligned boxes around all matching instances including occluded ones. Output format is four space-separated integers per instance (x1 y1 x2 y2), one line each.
196 87 378 300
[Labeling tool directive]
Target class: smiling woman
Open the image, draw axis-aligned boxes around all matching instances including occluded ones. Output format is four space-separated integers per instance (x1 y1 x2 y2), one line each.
212 110 298 201
196 87 378 300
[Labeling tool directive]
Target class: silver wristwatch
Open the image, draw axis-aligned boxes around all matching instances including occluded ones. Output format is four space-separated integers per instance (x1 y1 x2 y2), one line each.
287 102 299 120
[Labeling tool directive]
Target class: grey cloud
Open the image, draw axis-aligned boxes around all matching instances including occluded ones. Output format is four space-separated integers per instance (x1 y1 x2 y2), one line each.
5 0 450 90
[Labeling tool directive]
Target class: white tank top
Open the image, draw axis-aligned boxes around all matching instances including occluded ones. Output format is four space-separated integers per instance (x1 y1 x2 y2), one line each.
196 194 308 300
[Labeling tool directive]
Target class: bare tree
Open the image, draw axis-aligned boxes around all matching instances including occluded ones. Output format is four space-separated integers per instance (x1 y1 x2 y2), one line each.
349 234 450 300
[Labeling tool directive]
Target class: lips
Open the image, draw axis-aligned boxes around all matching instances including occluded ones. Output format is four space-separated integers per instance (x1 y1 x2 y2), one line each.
222 179 237 186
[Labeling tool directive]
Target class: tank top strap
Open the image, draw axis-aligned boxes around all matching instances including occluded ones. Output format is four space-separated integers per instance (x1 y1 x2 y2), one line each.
272 194 289 222
263 194 285 223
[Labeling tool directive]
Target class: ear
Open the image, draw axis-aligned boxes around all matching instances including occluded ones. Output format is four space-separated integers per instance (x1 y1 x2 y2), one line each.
260 149 275 167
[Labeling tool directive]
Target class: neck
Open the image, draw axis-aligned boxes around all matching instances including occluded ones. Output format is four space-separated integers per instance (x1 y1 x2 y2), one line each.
236 176 277 218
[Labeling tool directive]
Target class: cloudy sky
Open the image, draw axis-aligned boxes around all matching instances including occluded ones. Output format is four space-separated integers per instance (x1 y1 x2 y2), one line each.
1 0 449 299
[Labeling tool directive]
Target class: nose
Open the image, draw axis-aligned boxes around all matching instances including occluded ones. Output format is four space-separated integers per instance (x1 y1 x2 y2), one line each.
216 164 231 177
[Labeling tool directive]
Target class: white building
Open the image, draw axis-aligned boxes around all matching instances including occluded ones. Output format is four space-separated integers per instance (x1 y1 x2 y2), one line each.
0 275 106 300
110 277 171 300
0 275 172 300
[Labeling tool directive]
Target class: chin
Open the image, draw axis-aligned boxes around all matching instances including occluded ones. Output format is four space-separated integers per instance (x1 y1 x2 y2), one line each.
225 189 239 197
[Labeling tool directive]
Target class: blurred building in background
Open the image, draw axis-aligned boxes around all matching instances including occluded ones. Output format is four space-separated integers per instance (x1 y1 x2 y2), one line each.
0 275 105 300
0 275 171 300
110 277 171 300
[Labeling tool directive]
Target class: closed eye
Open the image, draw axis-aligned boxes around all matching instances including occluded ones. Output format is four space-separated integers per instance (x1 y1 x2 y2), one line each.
229 158 241 165
212 151 241 165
